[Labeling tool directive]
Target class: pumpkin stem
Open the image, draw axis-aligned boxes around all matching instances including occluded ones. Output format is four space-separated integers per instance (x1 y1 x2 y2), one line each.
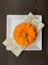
23 32 27 37
23 32 28 42
25 38 28 42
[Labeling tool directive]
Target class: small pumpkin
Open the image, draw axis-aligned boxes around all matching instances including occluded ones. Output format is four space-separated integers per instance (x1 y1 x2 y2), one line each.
13 22 37 46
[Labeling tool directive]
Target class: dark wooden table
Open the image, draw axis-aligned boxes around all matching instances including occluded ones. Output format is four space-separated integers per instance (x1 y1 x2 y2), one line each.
0 0 48 65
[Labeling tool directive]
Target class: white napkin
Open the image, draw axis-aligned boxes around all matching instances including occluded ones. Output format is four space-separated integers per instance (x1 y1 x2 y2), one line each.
3 12 45 57
3 37 25 57
23 12 45 33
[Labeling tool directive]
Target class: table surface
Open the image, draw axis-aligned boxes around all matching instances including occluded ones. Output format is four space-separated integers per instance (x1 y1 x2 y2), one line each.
0 0 48 65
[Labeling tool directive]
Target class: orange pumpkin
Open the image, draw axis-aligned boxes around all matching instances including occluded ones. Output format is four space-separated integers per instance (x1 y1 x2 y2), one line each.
13 22 37 46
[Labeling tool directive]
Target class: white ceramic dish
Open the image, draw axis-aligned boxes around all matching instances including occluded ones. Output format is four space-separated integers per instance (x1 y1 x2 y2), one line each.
6 15 42 51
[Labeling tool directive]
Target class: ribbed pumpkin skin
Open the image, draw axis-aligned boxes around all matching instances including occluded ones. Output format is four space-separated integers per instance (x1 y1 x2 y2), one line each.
13 22 37 46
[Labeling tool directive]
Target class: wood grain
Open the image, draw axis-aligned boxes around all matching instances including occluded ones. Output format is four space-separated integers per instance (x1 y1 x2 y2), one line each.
0 0 48 65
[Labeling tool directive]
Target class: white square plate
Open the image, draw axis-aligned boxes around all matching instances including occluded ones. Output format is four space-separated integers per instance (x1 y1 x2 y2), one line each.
6 15 42 51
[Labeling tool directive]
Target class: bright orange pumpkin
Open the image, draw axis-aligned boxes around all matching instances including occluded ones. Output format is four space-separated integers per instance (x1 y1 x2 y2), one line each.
13 22 37 46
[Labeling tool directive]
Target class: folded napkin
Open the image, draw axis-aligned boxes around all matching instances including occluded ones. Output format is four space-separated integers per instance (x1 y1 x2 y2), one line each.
3 12 45 57
3 37 25 57
24 12 45 33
